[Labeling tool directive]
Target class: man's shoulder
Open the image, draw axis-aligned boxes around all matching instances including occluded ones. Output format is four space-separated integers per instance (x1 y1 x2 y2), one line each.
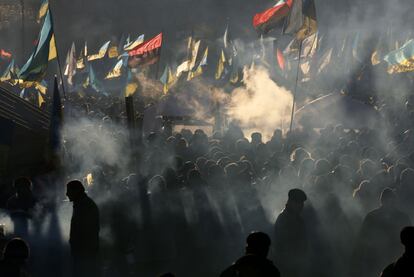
380 262 395 277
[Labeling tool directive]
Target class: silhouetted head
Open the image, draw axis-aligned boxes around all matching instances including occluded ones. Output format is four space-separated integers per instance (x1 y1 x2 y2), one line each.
3 238 29 264
400 226 414 251
13 177 32 197
159 273 176 277
287 188 307 213
66 180 85 202
380 187 397 207
251 132 262 145
245 231 271 258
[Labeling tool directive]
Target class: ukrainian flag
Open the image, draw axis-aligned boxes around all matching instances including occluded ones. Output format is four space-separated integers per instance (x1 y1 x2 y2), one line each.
19 9 56 81
384 39 414 74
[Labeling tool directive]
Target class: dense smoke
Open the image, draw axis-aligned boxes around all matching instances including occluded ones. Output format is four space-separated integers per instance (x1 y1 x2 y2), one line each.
228 66 293 140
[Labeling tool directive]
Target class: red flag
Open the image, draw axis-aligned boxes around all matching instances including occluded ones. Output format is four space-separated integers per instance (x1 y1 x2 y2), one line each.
128 33 163 67
253 0 293 34
128 33 163 57
276 48 285 71
0 49 12 60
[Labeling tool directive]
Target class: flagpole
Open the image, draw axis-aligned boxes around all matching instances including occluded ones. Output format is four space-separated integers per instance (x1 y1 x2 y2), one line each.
154 30 164 80
20 0 25 65
288 39 303 133
48 0 67 99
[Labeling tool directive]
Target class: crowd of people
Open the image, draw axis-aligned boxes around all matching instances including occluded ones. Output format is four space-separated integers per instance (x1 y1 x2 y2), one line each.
0 82 414 277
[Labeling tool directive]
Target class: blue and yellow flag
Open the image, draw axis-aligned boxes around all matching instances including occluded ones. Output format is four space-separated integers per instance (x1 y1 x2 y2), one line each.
19 9 56 81
38 0 49 23
160 65 176 94
105 59 124 79
124 69 138 97
87 41 110 61
384 39 414 74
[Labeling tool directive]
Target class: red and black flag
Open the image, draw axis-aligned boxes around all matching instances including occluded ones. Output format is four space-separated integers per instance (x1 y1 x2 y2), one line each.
128 33 163 67
253 0 293 34
284 0 317 40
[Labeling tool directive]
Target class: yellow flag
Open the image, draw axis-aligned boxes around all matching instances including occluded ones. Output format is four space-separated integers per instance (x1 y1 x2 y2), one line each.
215 50 226 79
87 41 110 61
48 34 57 61
76 50 85 69
37 0 49 23
38 92 45 108
164 68 175 94
35 82 47 94
371 50 381 65
125 83 138 97
86 173 94 186
108 46 119 58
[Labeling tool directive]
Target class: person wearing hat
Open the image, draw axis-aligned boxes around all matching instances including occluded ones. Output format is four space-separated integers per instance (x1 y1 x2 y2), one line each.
273 188 308 277
381 226 414 277
220 231 280 277
66 180 100 277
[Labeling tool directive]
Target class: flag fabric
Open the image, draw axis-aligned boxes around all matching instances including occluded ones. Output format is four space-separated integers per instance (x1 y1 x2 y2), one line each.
108 46 119 59
284 0 303 34
176 60 191 77
128 33 163 67
124 69 138 97
105 59 124 79
371 50 381 65
76 49 86 70
215 50 226 79
352 32 362 62
38 91 45 108
38 0 49 23
124 34 145 51
384 39 414 73
20 89 26 99
35 80 48 94
160 65 176 94
64 42 76 85
0 60 18 82
188 47 209 80
224 25 229 48
317 48 333 74
276 48 286 71
87 41 110 61
88 65 107 94
253 0 293 34
188 40 201 71
0 49 12 60
19 9 55 81
284 0 317 41
48 34 57 61
300 32 318 58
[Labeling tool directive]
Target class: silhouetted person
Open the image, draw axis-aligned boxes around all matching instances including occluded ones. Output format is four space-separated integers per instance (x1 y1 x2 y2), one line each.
381 226 414 277
6 177 36 212
0 238 30 277
7 177 36 238
352 188 411 277
66 180 100 277
220 231 280 277
274 189 308 277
